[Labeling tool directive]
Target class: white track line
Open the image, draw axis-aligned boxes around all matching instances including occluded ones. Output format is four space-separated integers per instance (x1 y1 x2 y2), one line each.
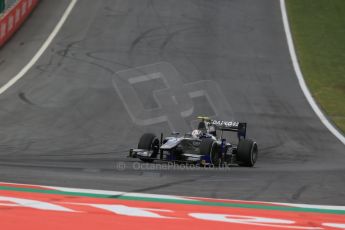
280 0 345 145
44 186 196 201
0 0 78 95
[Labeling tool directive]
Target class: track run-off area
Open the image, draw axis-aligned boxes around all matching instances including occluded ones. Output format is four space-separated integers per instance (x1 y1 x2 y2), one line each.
0 0 345 229
1 182 345 229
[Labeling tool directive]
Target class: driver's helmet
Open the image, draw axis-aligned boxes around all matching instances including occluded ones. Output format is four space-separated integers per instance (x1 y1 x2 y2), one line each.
191 129 202 138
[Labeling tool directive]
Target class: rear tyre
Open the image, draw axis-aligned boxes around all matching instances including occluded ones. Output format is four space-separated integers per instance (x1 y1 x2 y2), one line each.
199 138 221 166
138 133 159 163
236 139 258 167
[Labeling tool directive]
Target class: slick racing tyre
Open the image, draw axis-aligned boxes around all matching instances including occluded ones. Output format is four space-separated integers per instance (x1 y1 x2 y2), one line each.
138 133 159 163
199 138 221 166
236 139 258 167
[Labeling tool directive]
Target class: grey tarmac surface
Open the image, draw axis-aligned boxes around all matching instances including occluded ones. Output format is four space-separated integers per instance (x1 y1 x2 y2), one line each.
0 0 344 205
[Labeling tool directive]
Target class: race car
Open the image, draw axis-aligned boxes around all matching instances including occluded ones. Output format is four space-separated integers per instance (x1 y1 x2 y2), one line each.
128 116 258 167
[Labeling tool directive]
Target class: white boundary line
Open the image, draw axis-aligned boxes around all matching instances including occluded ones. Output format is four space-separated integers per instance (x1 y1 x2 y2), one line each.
44 186 196 201
280 0 345 145
0 0 78 95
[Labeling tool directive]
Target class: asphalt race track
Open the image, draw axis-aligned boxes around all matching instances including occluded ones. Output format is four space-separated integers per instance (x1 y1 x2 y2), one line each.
0 0 344 205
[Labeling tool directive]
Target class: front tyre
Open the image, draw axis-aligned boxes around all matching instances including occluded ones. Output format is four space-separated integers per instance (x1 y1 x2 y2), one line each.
199 138 221 166
138 133 159 163
236 139 258 167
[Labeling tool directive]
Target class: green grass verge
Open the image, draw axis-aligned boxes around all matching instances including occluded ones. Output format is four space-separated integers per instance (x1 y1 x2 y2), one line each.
286 0 345 133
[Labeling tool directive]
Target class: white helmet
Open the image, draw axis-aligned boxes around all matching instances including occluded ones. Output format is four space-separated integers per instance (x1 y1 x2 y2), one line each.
191 129 202 138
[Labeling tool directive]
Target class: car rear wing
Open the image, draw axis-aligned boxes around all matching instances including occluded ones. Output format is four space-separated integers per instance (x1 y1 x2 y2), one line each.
209 119 247 140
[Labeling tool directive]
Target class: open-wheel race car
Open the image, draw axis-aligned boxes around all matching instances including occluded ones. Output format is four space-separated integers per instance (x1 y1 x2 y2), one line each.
129 116 258 167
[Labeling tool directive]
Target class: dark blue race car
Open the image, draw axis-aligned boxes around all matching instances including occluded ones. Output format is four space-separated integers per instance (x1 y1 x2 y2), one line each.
129 116 258 167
